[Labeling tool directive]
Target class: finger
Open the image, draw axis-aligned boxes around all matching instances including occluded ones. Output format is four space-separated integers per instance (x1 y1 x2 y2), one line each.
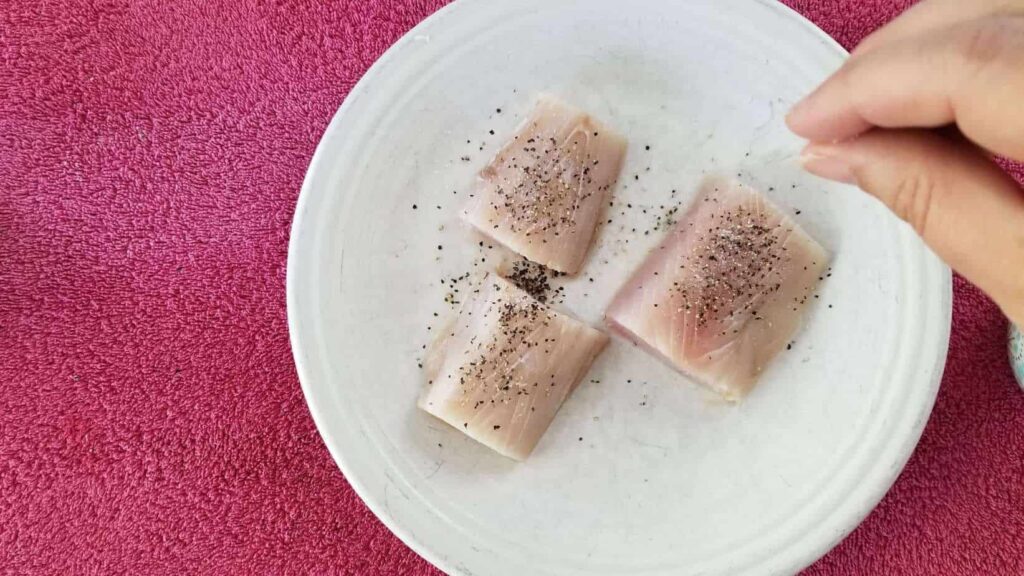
800 129 1024 325
787 15 1024 161
853 0 1023 56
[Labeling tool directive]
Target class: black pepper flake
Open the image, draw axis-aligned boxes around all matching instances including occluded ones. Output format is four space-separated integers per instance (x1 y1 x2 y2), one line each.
506 260 558 303
493 425 501 430
645 145 651 150
412 204 418 209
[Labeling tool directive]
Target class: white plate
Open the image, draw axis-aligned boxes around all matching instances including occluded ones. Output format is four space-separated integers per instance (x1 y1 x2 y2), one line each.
287 1 952 574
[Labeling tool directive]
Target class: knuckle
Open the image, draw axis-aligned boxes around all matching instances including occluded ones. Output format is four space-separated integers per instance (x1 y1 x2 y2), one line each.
956 17 1024 69
890 171 937 238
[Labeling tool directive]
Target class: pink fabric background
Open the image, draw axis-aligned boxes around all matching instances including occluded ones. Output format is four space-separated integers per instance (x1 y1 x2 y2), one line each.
2 0 1022 574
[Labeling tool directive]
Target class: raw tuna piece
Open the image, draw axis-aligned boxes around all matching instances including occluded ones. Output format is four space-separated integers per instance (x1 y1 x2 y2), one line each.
605 177 828 400
462 96 627 274
421 275 608 460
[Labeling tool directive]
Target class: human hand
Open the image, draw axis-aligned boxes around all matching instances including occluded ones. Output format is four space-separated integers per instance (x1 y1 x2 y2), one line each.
786 0 1024 325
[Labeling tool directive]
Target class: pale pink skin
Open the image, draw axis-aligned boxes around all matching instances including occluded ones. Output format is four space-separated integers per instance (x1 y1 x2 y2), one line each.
787 0 1024 326
462 95 627 275
420 276 608 460
605 177 828 400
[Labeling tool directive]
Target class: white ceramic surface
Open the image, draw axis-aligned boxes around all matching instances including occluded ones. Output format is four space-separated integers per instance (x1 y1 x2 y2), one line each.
287 1 953 574
1010 324 1024 391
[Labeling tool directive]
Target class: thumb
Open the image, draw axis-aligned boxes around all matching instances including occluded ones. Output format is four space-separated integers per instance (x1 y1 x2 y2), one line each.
800 129 1024 324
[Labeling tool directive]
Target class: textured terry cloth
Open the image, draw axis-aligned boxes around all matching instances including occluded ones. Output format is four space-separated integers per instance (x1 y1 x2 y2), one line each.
1 1 1022 575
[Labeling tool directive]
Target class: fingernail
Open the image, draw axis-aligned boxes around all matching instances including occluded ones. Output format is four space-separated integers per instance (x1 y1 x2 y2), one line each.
786 89 820 131
786 97 810 123
800 144 856 184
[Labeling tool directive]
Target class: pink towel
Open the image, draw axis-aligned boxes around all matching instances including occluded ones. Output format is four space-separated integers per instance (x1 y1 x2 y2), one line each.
1 1 1021 574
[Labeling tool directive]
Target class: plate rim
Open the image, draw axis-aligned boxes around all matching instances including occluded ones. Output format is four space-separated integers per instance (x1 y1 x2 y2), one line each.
286 1 954 574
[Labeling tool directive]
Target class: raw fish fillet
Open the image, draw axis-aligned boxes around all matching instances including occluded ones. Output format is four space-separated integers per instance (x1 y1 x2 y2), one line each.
462 96 627 274
605 177 828 400
420 275 608 460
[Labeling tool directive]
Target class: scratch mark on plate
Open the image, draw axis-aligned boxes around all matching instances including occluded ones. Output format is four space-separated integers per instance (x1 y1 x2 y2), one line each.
426 459 445 479
628 436 669 453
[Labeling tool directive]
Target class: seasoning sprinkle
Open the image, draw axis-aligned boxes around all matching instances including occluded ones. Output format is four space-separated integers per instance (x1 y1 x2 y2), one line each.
505 259 560 303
